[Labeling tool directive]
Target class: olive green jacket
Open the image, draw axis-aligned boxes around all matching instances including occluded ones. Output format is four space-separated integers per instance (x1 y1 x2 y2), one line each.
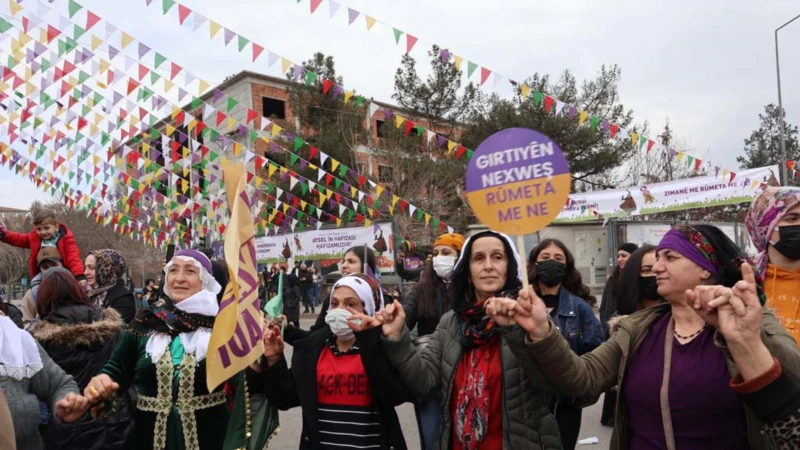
505 303 800 450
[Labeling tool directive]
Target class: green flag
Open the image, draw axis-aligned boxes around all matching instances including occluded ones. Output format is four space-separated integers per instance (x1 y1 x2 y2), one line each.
264 272 284 333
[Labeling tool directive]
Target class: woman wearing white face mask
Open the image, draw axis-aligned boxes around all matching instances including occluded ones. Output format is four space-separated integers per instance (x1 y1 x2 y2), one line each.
397 232 464 450
259 273 410 450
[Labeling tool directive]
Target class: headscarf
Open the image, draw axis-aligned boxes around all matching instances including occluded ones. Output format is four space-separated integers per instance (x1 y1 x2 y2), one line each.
0 315 42 380
331 273 384 317
88 249 127 308
745 186 800 274
433 233 466 252
658 224 767 304
133 250 220 363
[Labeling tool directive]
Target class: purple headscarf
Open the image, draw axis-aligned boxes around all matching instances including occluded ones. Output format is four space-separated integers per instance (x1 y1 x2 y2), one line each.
657 226 720 277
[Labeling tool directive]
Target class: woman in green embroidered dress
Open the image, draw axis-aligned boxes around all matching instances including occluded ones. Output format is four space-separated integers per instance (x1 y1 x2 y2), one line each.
84 249 263 450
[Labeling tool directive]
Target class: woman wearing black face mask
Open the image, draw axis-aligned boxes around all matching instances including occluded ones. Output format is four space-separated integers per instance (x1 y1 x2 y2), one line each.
746 186 800 345
528 239 603 450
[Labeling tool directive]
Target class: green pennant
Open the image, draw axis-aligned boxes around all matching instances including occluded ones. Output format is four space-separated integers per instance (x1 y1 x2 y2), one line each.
7 55 17 69
466 149 474 160
40 58 50 73
305 71 317 85
290 154 298 166
249 130 258 142
347 210 355 221
33 118 43 130
355 96 364 107
150 71 162 84
298 223 305 231
209 150 219 161
293 137 304 151
131 179 140 190
467 61 478 78
533 91 543 107
78 70 90 84
191 97 202 110
300 183 309 196
416 209 424 220
392 28 403 44
163 0 176 14
590 116 599 130
308 205 316 216
358 204 365 213
374 199 381 209
334 178 343 190
339 164 348 177
0 18 13 33
93 92 103 105
81 104 90 116
35 147 46 159
415 125 424 137
68 0 82 18
154 53 167 69
237 35 250 52
297 211 305 222
686 156 694 168
432 217 439 228
73 25 86 40
226 97 238 113
152 129 161 140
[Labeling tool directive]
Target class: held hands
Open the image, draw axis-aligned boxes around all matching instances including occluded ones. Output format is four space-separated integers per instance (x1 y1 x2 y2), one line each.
485 286 551 340
686 263 763 346
84 374 119 404
55 392 90 423
262 325 285 367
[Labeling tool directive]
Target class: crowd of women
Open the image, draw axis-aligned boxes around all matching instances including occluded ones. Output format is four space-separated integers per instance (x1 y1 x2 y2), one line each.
3 186 800 449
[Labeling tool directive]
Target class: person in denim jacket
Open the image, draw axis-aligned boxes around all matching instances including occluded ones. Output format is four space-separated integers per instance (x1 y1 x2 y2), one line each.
528 239 603 450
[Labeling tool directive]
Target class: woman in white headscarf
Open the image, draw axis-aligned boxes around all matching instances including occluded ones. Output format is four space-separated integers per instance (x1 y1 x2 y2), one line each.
259 273 410 449
84 249 268 450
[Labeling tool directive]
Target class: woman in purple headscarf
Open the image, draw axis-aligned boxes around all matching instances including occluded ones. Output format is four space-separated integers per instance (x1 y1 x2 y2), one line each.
487 224 800 450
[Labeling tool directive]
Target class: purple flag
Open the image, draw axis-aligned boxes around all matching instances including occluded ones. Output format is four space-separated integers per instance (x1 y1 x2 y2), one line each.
347 8 359 24
213 89 224 103
138 43 151 59
568 106 577 120
224 29 235 46
440 49 451 62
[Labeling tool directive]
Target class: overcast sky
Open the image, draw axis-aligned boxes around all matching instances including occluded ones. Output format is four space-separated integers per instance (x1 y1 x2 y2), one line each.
1 0 798 208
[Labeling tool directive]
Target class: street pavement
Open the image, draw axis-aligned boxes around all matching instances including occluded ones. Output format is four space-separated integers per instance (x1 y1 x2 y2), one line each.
267 316 613 449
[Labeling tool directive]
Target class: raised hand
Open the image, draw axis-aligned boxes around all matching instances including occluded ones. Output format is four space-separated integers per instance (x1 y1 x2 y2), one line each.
84 374 119 403
485 297 524 327
347 308 383 332
376 300 406 340
262 325 285 366
685 285 733 329
56 392 90 423
515 286 552 340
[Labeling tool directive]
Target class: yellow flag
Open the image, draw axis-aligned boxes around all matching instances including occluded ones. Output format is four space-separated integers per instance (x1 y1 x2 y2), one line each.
120 32 134 49
8 0 23 17
92 35 103 51
280 58 292 74
394 115 404 128
521 84 530 100
631 133 639 149
454 56 464 70
344 91 354 104
210 21 222 39
579 111 589 125
331 160 340 172
365 16 377 30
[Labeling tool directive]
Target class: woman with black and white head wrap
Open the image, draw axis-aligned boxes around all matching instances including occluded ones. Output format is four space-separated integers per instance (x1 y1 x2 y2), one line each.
85 250 136 323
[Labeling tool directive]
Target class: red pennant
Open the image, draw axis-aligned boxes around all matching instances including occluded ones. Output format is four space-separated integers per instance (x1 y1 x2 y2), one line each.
196 121 207 136
694 158 702 172
46 25 61 43
310 0 323 13
85 11 101 31
789 161 797 171
22 17 28 33
119 108 128 121
107 69 115 85
439 222 447 232
170 62 182 80
127 79 140 95
309 146 319 161
456 145 466 159
322 79 334 95
730 172 737 183
358 175 366 188
246 108 257 124
63 61 76 76
200 145 209 158
77 117 88 131
356 214 364 225
139 107 147 120
480 67 492 86
255 156 265 171
544 96 554 113
403 120 414 137
246 172 254 183
406 34 418 54
646 140 655 153
178 5 192 25
399 200 408 212
138 63 149 81
216 111 226 127
610 124 618 139
325 174 334 185
252 43 264 62
20 109 31 124
174 111 185 125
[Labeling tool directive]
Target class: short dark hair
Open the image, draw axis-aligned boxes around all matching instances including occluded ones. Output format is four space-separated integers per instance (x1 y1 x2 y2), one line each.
144 278 155 286
33 209 57 226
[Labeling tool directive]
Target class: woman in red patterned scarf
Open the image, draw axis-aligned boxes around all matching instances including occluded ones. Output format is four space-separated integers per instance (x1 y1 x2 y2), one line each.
367 230 563 450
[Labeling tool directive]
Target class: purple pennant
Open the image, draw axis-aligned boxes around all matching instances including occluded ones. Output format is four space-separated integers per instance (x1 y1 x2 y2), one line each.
268 52 279 67
669 149 677 160
602 120 609 134
436 135 446 147
146 0 154 5
81 85 91 96
222 136 231 149
286 194 294 203
280 172 289 183
293 65 305 81
440 49 451 62
239 125 248 137
113 92 123 105
332 85 343 100
329 199 336 209
178 88 188 102
34 41 46 57
224 29 235 45
151 149 162 160
270 142 281 154
213 89 224 103
344 198 352 208
568 106 577 120
299 159 308 170
347 8 359 24
138 43 151 59
209 173 218 184
509 79 518 86
381 203 389 213
178 132 188 144
31 60 40 72
108 45 119 59
284 131 294 142
343 182 351 192
383 109 393 121
714 166 721 177
26 49 35 63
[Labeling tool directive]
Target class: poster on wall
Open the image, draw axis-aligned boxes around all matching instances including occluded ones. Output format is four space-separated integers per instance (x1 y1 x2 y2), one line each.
556 165 779 222
252 222 395 274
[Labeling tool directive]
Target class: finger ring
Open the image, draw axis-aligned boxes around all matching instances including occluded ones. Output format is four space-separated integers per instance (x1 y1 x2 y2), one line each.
88 386 98 396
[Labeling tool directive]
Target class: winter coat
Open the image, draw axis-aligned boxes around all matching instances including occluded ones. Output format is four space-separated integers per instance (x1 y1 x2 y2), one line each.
599 275 618 338
283 285 302 323
401 278 450 337
3 304 22 329
283 293 330 346
261 327 409 450
0 342 79 450
509 303 800 450
29 305 123 390
20 289 35 324
550 288 603 356
0 389 15 450
381 311 563 450
94 281 136 324
1 224 85 280
29 305 131 450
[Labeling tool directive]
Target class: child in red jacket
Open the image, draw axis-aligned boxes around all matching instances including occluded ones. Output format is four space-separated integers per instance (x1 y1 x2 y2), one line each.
0 209 86 283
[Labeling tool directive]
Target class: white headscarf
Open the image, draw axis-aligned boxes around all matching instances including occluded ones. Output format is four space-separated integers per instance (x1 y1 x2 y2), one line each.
0 315 43 380
331 274 384 317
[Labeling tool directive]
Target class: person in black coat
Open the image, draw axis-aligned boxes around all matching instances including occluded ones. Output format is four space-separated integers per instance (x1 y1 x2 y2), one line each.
260 273 409 450
28 267 131 449
84 249 136 323
283 274 301 327
0 301 23 328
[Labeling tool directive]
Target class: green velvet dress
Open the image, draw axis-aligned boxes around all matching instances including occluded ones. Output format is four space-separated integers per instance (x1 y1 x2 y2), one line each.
101 330 229 450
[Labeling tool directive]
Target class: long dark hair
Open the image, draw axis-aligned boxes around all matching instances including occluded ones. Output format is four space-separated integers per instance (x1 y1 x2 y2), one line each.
616 245 657 316
451 231 521 312
692 225 751 289
415 259 454 320
528 238 597 307
37 268 94 319
344 245 377 274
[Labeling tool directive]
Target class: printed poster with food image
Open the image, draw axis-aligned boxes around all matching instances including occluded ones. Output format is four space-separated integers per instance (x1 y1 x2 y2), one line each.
253 222 395 273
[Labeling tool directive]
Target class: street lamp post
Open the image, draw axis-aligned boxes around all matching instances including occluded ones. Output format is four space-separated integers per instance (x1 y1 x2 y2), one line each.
776 14 800 184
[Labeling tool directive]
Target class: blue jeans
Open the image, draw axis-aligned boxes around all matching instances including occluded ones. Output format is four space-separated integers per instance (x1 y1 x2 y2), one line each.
418 392 442 450
312 285 321 306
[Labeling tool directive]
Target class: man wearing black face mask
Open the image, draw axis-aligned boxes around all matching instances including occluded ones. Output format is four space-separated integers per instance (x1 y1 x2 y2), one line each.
746 186 800 345
528 240 603 450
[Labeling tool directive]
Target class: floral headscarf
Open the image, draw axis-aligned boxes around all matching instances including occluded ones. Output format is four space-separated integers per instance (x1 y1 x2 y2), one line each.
88 249 127 307
745 186 800 275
